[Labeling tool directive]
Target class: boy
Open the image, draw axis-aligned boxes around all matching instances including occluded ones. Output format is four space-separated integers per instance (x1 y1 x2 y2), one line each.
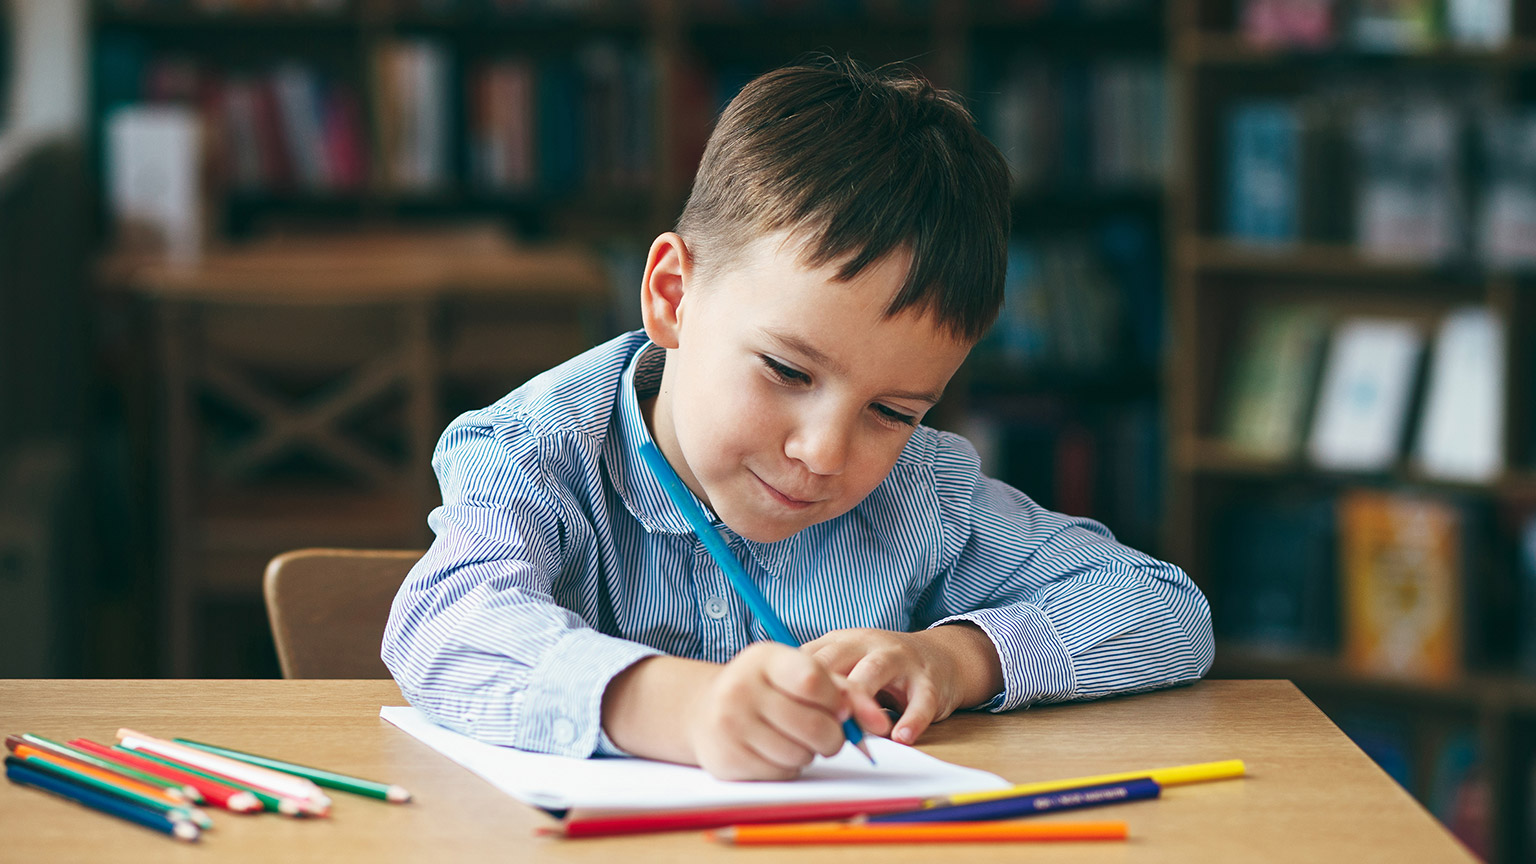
382 57 1213 782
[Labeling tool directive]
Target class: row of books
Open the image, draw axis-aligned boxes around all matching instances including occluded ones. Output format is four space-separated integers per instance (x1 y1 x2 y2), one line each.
973 217 1162 376
961 398 1163 556
1327 711 1491 858
980 57 1167 193
1225 91 1536 268
395 0 1153 17
1240 0 1514 50
462 45 655 195
1215 487 1475 681
1218 305 1505 483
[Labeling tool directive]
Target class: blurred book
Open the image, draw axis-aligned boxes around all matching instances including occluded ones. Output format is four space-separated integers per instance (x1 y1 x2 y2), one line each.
1307 318 1423 473
1518 514 1536 676
1445 0 1510 47
1353 99 1463 263
1219 304 1330 461
1214 493 1337 654
1413 307 1505 483
1353 0 1439 50
106 104 204 263
1477 110 1536 269
1241 0 1338 49
375 39 451 194
1338 489 1463 682
1427 728 1491 859
1225 101 1300 244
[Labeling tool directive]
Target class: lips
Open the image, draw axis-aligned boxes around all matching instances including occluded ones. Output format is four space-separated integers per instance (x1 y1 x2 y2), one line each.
753 471 818 507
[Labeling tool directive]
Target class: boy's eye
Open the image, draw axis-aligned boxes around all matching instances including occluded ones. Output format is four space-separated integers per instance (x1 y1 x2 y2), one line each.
760 355 810 384
874 404 918 427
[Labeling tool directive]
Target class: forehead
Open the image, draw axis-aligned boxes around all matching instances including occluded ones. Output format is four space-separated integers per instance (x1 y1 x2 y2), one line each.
707 232 971 388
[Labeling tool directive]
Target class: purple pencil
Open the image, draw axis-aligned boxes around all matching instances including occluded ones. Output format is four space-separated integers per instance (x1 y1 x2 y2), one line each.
869 778 1161 823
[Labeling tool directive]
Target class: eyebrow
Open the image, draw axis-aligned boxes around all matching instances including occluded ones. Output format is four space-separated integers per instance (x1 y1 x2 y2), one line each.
762 329 946 406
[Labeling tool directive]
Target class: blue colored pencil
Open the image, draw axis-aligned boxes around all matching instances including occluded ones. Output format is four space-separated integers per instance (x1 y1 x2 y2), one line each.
637 441 874 763
870 778 1161 823
5 757 200 842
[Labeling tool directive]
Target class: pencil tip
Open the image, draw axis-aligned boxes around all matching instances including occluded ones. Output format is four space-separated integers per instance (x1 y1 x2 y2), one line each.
855 740 875 765
387 785 413 803
710 828 735 844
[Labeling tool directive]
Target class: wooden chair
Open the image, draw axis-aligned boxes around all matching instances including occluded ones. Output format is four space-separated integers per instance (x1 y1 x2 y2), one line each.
263 548 423 679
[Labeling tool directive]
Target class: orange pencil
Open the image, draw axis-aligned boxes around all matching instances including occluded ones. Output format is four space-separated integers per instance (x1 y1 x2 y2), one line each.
11 745 187 809
710 821 1129 845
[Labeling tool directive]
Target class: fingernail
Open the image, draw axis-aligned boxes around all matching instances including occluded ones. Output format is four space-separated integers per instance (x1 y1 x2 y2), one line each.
896 728 913 744
837 707 851 722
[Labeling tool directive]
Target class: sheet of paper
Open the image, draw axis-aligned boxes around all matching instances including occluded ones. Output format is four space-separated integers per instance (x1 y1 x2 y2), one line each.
380 706 1011 811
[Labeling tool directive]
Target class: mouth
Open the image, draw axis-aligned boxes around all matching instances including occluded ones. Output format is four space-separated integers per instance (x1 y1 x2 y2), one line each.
752 471 818 509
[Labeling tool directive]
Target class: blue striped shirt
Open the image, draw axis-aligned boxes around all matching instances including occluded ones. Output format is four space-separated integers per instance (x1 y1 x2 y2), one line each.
382 331 1213 758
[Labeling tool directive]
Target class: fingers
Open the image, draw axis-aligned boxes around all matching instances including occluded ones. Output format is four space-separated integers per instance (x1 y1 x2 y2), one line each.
890 682 943 745
802 633 868 677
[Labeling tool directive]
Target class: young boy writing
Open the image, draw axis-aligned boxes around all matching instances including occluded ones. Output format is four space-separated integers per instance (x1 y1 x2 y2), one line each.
382 57 1213 782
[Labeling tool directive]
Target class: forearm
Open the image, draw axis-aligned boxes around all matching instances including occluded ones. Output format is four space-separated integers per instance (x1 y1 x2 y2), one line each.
600 655 721 765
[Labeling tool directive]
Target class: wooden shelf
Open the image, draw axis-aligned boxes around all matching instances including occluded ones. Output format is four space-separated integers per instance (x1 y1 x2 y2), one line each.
1176 237 1486 281
1177 437 1533 497
1214 644 1536 714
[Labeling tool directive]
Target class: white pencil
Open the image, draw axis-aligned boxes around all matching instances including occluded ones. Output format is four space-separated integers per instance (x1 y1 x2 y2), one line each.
116 729 331 814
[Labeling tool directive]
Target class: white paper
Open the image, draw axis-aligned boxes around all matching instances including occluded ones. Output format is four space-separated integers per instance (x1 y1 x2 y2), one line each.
1415 308 1505 482
380 706 1011 811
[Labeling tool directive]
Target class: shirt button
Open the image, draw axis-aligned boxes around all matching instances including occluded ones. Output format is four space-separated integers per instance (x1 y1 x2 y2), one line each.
703 597 728 619
552 717 576 745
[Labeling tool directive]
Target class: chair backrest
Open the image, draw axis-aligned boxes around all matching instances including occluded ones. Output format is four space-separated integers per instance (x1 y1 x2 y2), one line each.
263 548 423 679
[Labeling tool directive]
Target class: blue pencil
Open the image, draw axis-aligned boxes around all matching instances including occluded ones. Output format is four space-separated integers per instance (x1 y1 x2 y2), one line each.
637 441 874 764
5 757 201 842
869 778 1161 823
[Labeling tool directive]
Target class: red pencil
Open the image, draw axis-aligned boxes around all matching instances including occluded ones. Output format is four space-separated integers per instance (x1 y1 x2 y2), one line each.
68 738 262 814
541 797 929 838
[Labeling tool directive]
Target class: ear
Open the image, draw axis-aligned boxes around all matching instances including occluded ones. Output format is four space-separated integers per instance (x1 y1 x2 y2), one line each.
639 232 691 350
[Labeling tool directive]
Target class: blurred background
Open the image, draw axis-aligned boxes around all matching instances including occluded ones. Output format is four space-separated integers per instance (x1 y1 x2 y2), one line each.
0 0 1533 859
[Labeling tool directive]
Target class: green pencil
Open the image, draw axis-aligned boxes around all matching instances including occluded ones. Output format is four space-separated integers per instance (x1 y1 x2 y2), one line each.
174 738 411 803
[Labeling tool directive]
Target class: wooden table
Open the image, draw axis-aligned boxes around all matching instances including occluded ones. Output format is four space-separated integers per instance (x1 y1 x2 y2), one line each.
0 679 1475 863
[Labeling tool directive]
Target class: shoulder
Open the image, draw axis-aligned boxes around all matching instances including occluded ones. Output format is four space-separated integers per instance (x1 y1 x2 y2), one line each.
432 331 646 496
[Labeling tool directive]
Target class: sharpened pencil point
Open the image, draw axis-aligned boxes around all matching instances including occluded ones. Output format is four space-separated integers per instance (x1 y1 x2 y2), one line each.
386 784 412 803
855 739 875 765
228 791 261 813
710 828 736 844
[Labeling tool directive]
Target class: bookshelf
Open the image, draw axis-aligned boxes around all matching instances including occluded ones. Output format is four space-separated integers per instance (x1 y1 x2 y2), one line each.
1168 0 1536 860
88 2 1171 682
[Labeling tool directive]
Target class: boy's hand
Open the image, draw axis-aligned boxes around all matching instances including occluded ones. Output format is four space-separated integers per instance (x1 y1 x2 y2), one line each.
802 623 1004 746
685 642 891 781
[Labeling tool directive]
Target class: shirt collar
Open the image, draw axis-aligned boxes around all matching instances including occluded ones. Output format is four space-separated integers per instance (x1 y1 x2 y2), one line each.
605 340 801 577
606 340 703 536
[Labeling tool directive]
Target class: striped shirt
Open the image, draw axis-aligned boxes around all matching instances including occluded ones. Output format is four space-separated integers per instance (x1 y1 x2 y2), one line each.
382 331 1213 758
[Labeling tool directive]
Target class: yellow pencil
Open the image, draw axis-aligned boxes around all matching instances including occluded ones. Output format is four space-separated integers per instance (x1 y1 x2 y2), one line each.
936 758 1245 806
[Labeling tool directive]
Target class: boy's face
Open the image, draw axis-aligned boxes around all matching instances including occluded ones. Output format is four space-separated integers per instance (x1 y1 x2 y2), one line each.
641 231 972 544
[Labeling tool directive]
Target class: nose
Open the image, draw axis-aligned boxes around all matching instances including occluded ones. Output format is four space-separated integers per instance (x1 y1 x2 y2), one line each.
784 410 851 477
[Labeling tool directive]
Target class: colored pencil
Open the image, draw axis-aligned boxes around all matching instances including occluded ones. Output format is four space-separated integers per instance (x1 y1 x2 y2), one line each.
5 754 212 829
637 441 873 764
117 728 331 814
6 759 200 843
68 738 261 813
871 778 1160 823
118 746 311 817
8 733 200 803
935 758 1246 806
546 797 929 838
172 737 411 803
710 820 1129 845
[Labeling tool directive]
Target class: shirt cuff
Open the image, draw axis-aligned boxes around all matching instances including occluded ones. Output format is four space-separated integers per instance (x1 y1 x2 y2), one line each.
516 628 662 757
930 602 1076 712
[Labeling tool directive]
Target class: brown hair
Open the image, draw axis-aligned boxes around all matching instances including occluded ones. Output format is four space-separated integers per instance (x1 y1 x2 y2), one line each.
676 56 1011 343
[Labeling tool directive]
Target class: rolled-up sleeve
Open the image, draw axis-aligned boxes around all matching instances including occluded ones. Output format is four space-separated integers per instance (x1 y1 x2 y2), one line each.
918 434 1214 712
381 417 660 757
